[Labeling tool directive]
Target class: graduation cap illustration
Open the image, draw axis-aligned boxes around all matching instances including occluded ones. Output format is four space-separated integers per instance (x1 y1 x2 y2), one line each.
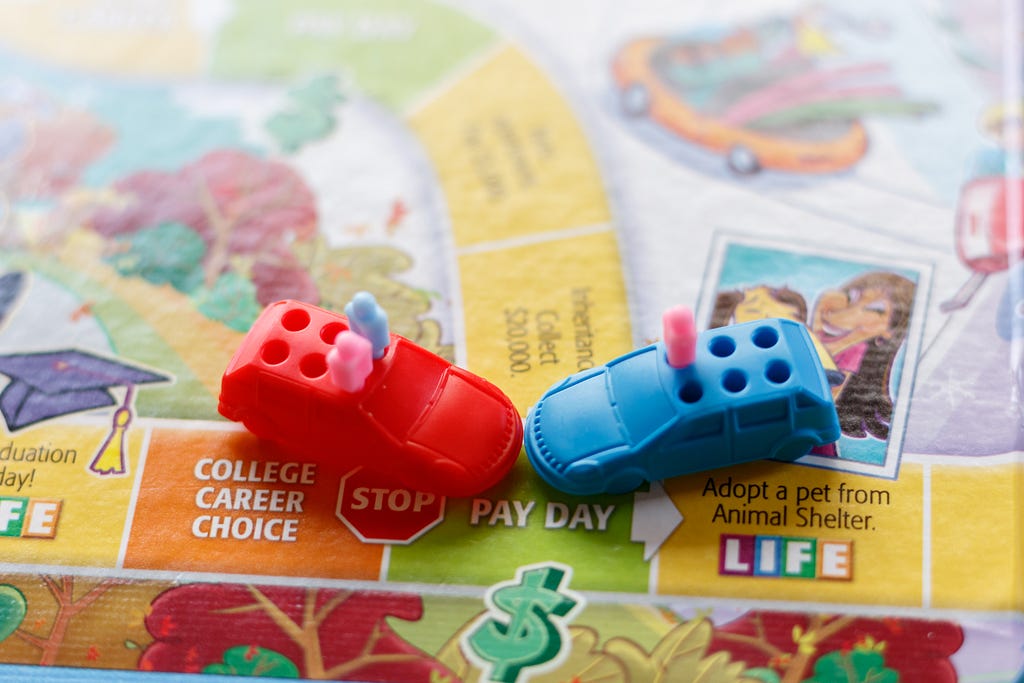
0 350 170 476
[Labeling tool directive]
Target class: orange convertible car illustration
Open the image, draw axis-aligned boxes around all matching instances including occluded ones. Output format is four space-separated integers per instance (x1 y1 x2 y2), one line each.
612 24 935 175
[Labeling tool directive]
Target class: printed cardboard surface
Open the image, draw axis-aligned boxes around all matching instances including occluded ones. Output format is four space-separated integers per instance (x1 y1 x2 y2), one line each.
0 1 1021 681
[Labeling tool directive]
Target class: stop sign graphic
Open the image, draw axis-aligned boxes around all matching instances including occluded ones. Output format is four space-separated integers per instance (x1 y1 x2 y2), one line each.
335 467 447 544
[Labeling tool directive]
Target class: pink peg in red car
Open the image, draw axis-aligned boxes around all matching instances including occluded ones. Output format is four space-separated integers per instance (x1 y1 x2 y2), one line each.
327 330 374 392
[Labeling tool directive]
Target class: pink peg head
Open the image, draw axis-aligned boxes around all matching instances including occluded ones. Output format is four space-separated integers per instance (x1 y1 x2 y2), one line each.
327 330 374 392
663 305 696 369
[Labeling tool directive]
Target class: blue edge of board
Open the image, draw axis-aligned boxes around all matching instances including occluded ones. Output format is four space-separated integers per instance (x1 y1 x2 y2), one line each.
0 662 1021 683
0 663 362 682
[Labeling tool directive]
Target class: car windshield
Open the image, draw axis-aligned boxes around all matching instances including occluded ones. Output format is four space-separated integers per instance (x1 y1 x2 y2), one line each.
362 340 448 440
606 347 677 445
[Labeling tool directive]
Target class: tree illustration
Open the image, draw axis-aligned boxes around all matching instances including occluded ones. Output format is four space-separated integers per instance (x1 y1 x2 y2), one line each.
0 99 114 201
0 94 115 249
85 148 319 307
79 147 453 342
139 583 455 681
11 576 120 666
294 237 453 360
705 611 963 683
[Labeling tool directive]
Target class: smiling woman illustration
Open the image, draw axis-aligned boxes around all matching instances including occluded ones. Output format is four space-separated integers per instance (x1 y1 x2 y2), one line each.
811 271 915 440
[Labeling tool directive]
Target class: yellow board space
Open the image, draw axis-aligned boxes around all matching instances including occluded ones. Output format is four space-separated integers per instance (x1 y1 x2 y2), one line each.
0 0 204 76
0 424 143 567
930 462 1022 610
458 230 633 413
410 45 612 248
658 461 925 607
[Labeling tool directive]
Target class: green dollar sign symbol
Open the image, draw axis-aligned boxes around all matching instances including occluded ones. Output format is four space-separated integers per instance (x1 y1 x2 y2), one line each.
467 565 578 683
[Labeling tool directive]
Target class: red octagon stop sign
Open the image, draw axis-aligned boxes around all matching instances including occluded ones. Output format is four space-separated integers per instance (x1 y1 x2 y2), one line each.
335 467 446 544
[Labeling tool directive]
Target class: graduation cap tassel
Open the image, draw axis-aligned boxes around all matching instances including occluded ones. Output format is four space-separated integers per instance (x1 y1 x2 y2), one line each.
88 385 134 477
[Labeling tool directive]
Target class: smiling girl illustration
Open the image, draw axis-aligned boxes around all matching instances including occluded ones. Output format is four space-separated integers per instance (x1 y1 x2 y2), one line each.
711 284 843 384
711 284 808 326
811 271 915 440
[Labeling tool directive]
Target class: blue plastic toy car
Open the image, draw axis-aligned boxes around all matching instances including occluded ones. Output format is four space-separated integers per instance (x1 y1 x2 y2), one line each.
525 318 840 495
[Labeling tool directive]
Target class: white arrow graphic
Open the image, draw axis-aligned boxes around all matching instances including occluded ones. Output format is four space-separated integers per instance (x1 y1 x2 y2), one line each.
630 480 684 561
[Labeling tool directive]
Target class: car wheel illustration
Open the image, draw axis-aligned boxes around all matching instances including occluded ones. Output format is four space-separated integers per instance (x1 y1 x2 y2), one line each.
621 83 651 117
727 145 761 175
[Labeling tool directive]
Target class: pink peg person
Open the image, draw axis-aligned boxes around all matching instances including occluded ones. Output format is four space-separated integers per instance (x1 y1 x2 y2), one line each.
663 305 697 369
327 330 374 392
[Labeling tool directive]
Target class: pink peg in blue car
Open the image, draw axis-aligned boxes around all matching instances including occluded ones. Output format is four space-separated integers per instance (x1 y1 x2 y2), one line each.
524 307 841 495
662 304 696 369
327 330 374 392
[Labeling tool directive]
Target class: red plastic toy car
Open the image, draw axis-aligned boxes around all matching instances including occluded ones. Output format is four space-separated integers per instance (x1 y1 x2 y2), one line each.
219 300 523 497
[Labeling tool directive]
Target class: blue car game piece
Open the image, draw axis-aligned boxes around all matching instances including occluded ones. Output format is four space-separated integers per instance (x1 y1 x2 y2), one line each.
525 316 841 495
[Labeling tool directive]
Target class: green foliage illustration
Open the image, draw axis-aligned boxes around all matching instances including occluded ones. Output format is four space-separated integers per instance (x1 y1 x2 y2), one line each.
0 584 27 643
802 649 897 683
743 667 783 683
266 109 335 154
291 74 347 110
203 645 300 678
266 74 346 153
194 271 263 332
105 222 206 294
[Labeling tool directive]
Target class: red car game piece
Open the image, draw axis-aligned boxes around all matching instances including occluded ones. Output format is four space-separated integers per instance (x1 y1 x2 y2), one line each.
219 299 523 497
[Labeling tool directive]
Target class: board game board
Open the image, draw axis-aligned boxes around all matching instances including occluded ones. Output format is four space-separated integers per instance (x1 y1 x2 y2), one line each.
0 1 1021 681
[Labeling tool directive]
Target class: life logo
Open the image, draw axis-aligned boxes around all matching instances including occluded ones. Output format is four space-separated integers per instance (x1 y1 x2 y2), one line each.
463 562 584 683
0 497 62 539
719 534 853 580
